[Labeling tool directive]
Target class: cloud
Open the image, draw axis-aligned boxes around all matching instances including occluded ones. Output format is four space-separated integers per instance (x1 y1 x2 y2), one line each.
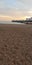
0 0 32 21
16 0 32 10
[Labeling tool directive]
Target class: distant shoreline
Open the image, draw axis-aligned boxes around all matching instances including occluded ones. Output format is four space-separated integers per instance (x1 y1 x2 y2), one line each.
0 21 25 24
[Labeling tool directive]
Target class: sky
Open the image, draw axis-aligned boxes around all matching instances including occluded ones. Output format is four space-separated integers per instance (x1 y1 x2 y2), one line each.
0 0 32 21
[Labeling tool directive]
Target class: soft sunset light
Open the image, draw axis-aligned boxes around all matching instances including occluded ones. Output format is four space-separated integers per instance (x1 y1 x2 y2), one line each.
0 0 32 21
0 15 28 21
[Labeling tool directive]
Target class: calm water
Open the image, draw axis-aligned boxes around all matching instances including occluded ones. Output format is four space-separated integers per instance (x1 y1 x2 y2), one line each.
0 21 25 24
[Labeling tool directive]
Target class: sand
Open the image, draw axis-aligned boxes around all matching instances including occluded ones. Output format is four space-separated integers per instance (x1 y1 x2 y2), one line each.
0 24 32 65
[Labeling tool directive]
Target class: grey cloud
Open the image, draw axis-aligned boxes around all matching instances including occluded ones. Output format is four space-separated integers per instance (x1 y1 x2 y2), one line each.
16 0 32 10
0 0 32 17
0 7 32 17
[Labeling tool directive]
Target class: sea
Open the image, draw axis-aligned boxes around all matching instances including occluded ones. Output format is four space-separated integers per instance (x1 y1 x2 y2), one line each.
0 21 25 25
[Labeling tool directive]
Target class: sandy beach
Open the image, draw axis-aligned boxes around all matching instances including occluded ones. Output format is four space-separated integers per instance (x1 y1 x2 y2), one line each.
0 24 32 65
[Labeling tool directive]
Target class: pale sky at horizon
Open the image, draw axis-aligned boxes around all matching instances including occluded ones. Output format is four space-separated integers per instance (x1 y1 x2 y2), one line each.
0 0 32 21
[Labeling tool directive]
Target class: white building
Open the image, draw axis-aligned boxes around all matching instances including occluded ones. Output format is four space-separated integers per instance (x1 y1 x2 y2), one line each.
26 17 32 21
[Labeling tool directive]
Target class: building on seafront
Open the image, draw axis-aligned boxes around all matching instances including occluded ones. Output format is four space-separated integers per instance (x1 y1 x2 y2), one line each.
12 17 32 24
26 17 32 21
